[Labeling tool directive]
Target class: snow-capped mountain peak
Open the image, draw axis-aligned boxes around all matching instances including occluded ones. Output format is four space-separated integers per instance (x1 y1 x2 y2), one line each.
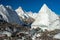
0 4 6 11
0 4 4 7
6 5 12 10
31 4 59 31
39 4 49 13
15 7 24 15
15 7 29 19
0 4 24 25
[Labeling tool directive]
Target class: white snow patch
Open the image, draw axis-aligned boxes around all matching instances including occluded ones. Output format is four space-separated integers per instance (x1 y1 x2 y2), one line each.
53 33 60 39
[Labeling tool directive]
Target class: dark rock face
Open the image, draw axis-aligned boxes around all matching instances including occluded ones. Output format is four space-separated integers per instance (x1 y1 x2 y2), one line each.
0 21 31 40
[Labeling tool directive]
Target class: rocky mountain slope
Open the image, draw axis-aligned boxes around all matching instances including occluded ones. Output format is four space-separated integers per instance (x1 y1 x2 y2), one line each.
0 5 24 25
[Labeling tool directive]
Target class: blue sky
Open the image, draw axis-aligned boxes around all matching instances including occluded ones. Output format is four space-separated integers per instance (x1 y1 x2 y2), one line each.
0 0 60 15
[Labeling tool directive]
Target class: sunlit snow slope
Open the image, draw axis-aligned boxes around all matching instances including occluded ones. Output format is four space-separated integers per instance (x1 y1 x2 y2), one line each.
31 4 60 31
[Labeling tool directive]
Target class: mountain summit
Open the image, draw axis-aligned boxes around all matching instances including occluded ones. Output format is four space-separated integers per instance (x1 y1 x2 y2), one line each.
31 4 60 31
15 7 24 15
39 4 50 13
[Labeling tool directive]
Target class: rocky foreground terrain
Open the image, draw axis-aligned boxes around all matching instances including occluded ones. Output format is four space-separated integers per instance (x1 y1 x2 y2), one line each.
0 20 60 40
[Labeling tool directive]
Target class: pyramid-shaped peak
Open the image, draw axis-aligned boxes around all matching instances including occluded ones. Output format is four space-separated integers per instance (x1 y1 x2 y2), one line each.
17 7 24 11
39 4 50 13
18 7 22 9
42 4 48 7
16 7 23 11
41 4 48 9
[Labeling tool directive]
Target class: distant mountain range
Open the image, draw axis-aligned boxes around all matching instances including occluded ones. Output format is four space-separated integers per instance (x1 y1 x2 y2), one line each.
0 4 60 31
